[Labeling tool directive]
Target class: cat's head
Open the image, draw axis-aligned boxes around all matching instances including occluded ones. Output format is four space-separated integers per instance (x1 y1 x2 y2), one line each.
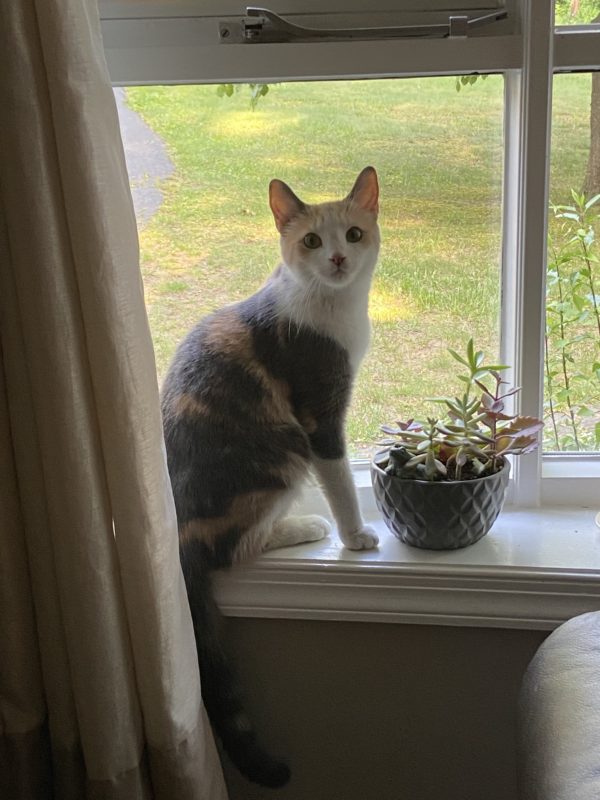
269 167 380 290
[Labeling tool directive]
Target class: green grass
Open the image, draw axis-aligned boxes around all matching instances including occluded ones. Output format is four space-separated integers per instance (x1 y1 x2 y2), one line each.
126 74 594 455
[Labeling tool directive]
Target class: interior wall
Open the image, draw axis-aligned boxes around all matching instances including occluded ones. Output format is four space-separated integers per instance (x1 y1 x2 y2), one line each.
220 618 547 800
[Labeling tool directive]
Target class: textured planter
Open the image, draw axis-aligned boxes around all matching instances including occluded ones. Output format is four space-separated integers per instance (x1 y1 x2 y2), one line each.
371 455 510 550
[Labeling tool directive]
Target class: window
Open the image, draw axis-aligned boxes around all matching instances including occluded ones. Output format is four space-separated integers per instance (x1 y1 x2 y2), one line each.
118 77 504 459
103 0 600 507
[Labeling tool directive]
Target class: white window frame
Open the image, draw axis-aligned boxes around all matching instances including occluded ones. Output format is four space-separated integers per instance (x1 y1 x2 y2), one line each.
100 0 600 509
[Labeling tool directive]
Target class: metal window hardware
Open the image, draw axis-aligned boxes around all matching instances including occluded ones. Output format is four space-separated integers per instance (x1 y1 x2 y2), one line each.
219 6 507 44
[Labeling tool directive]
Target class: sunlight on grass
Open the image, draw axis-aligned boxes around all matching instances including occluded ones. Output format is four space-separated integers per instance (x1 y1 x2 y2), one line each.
369 287 413 323
210 111 289 138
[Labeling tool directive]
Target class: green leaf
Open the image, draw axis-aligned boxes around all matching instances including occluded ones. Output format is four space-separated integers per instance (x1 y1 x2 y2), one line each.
571 188 584 205
578 406 594 418
395 431 429 441
472 369 490 380
445 399 463 415
434 459 448 475
552 204 576 213
448 349 470 368
558 212 580 222
467 338 475 365
405 454 427 467
436 424 462 435
584 193 600 211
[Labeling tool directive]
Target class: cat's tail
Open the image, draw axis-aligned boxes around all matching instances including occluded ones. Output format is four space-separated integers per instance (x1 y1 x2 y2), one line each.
181 554 291 789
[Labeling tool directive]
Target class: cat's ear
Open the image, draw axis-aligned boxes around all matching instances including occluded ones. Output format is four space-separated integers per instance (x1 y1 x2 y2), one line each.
347 166 379 214
269 179 306 232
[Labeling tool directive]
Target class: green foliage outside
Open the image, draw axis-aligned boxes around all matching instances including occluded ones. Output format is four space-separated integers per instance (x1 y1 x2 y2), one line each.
554 0 600 24
126 73 598 455
546 193 600 449
216 82 270 109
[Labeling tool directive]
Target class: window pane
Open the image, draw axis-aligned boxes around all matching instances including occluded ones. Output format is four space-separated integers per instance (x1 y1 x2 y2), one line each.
117 77 503 458
547 72 600 452
555 0 600 25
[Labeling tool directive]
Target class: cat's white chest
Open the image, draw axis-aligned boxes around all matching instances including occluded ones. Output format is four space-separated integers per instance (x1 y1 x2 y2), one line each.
275 269 374 374
308 295 371 373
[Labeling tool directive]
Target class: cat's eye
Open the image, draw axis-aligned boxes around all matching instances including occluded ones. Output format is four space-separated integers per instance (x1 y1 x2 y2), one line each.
303 232 322 249
346 226 363 243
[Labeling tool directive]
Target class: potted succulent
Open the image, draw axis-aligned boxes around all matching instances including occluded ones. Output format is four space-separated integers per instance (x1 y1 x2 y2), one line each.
371 341 543 550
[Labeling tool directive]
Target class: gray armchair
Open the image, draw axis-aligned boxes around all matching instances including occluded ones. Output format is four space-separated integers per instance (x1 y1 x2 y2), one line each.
518 612 600 800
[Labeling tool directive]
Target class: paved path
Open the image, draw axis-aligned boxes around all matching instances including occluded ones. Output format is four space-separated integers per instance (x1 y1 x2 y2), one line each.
114 88 174 227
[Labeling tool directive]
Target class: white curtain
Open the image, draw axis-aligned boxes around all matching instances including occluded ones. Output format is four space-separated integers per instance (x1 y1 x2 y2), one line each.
0 2 228 798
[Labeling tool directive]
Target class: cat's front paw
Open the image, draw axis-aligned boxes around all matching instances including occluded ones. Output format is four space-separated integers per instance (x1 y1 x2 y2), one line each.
341 525 379 551
264 514 331 552
302 515 332 542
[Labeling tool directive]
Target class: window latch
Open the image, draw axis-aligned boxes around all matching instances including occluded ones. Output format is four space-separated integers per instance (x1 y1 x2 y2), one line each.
219 6 508 44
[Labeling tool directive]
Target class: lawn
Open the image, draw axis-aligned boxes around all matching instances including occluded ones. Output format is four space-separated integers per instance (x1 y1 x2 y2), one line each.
125 74 594 455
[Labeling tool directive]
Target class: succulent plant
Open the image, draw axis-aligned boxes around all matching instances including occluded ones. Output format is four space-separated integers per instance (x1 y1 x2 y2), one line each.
379 340 544 482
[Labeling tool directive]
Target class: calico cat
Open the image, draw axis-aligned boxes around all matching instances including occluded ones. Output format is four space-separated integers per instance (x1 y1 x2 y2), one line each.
161 166 380 788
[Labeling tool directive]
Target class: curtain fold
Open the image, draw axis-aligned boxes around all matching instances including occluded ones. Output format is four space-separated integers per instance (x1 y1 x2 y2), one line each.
0 2 227 798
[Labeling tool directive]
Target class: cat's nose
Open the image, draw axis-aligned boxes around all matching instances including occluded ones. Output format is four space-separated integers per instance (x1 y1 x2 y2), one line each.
330 253 346 267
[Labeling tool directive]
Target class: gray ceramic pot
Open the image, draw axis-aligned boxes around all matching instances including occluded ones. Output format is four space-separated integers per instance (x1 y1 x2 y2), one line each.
371 455 510 550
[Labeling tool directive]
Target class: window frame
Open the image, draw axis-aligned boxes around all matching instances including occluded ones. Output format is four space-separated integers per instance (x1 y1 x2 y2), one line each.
100 0 600 508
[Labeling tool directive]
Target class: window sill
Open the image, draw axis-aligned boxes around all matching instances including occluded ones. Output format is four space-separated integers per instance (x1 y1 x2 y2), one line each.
541 455 600 505
214 505 600 631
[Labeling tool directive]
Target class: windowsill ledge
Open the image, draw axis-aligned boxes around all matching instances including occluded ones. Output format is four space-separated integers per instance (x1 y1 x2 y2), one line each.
214 506 600 631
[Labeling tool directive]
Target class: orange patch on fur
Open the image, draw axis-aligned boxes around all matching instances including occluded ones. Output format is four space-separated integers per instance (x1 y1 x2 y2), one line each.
172 392 210 417
179 489 281 547
203 309 253 359
179 454 309 559
205 309 293 421
296 409 318 434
